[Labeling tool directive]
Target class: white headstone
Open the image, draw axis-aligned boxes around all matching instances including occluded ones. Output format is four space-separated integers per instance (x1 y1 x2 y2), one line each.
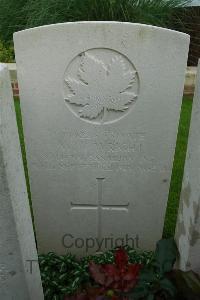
14 22 189 256
0 64 43 299
175 60 200 275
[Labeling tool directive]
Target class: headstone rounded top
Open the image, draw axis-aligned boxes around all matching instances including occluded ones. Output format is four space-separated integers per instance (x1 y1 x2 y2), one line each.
14 21 189 41
14 19 190 255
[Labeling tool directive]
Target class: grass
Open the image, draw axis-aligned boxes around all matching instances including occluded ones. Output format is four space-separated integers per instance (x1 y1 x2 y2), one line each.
163 97 193 237
23 0 190 29
14 96 193 238
14 97 32 209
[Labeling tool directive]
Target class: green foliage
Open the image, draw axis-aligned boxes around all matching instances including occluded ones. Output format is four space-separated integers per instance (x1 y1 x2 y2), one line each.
129 239 178 299
24 0 191 28
39 252 89 298
154 238 177 274
0 40 14 62
39 241 180 299
39 247 154 299
0 0 191 44
0 0 28 42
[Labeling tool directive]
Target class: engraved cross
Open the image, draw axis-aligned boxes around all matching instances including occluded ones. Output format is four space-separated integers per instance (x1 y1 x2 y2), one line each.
70 178 129 240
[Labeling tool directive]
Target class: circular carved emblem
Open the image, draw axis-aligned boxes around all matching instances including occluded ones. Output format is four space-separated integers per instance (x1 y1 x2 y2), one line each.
63 48 139 124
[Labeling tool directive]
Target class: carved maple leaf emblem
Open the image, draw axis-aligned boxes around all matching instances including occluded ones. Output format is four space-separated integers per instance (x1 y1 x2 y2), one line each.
65 53 137 120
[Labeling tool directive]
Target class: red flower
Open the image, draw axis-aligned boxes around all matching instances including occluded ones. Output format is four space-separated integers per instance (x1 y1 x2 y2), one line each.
89 248 142 293
114 248 128 270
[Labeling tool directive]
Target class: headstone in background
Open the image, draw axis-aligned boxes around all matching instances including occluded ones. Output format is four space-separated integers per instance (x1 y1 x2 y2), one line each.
0 64 43 299
175 60 200 275
14 22 189 256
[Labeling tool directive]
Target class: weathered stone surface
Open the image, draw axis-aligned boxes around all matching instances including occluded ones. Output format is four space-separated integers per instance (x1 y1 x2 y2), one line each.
14 22 189 255
175 60 200 275
0 64 43 299
184 67 197 96
6 63 197 97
